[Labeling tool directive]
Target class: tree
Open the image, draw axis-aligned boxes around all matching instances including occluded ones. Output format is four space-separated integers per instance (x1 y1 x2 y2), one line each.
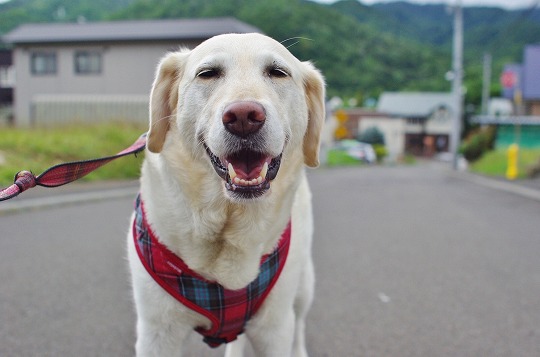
358 127 385 146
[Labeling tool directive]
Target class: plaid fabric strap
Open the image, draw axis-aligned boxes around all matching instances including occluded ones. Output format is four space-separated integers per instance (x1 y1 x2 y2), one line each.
0 133 146 202
133 194 292 348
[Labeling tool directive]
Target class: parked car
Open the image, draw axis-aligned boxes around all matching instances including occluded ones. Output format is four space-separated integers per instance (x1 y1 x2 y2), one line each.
334 140 376 164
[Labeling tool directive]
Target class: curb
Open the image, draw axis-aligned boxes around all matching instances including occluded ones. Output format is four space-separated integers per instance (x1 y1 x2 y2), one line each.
0 186 139 215
449 170 540 202
2 166 539 215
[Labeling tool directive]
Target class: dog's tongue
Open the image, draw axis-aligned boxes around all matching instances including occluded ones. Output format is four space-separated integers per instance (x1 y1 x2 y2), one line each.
226 151 271 186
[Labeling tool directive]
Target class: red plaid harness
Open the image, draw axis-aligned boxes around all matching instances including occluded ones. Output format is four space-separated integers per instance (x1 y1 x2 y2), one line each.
133 195 291 348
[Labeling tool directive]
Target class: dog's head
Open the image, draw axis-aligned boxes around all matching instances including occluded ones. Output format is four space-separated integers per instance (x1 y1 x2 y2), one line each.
146 33 325 200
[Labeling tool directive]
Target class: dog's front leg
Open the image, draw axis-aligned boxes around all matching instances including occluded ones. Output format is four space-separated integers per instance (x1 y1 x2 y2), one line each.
246 308 296 357
224 334 248 357
135 318 192 357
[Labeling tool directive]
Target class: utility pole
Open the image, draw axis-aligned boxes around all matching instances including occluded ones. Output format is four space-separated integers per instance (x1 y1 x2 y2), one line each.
481 53 492 115
450 0 464 170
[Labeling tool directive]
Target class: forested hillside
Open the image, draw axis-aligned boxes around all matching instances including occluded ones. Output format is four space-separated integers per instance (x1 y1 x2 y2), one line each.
0 0 134 34
2 0 540 107
106 0 451 100
334 1 540 63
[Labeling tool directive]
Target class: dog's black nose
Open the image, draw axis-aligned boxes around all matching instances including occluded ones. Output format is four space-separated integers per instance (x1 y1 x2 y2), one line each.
222 101 266 138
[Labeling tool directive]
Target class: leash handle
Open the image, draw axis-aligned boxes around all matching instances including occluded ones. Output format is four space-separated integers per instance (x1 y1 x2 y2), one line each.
0 133 147 202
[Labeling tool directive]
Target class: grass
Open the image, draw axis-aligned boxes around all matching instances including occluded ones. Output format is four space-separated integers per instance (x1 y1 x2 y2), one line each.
470 147 540 179
326 149 363 166
0 122 146 188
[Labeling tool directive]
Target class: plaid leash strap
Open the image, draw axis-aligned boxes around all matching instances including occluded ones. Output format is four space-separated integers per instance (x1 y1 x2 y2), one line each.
0 133 146 202
133 194 292 348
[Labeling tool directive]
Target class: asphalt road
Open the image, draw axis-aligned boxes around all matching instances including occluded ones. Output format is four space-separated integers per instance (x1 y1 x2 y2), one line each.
1 164 539 357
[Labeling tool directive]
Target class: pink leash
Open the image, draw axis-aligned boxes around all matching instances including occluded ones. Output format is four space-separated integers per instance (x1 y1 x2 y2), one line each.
0 133 146 202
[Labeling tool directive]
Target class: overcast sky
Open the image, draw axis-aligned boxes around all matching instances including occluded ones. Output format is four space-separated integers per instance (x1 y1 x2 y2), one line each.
314 0 538 10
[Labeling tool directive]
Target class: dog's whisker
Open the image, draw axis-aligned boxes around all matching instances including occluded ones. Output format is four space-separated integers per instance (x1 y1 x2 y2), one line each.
280 37 313 49
286 41 300 49
149 114 175 130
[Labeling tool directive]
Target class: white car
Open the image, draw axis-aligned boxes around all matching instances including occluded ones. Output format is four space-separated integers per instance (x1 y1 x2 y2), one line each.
335 140 376 164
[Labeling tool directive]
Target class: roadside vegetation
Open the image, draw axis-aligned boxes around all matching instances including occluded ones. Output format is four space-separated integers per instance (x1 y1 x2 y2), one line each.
469 147 540 179
0 123 146 188
460 125 540 179
326 149 364 166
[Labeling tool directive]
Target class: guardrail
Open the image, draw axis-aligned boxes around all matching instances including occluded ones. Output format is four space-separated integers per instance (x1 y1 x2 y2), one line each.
471 115 540 125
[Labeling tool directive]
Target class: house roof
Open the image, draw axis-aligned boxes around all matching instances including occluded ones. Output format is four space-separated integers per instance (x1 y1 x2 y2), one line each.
3 17 263 45
377 92 456 118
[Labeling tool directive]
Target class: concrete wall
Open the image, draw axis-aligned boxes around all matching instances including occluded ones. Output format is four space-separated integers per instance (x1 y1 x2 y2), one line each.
13 40 199 126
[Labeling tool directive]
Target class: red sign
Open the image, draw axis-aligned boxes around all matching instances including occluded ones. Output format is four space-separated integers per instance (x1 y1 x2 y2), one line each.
501 71 517 89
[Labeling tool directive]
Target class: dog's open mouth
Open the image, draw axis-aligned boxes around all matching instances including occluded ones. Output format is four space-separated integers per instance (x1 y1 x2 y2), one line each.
205 145 282 198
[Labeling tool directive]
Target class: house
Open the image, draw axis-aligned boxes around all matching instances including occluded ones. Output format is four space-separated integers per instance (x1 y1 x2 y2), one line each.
501 44 540 115
2 18 262 126
473 44 540 148
358 115 407 161
0 48 14 124
336 108 387 139
333 92 455 159
375 92 455 156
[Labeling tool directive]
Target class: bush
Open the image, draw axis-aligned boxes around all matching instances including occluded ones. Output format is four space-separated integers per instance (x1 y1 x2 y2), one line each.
459 125 496 162
357 126 385 146
526 158 540 178
373 144 388 163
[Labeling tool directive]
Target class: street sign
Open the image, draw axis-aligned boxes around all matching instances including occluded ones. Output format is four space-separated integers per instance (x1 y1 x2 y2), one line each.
333 109 349 140
501 71 517 89
335 109 348 123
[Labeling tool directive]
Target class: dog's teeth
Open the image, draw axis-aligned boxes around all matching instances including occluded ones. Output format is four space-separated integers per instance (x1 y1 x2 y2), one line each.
260 162 268 179
229 164 267 187
228 163 237 180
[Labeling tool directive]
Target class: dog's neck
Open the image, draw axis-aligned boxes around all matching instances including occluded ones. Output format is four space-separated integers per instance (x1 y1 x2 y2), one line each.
139 148 302 290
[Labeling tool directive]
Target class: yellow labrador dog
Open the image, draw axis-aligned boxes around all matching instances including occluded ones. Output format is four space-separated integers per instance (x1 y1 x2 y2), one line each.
127 33 325 357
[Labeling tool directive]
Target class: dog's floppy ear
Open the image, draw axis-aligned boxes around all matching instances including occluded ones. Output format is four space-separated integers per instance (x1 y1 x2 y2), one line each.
302 62 326 167
147 50 189 153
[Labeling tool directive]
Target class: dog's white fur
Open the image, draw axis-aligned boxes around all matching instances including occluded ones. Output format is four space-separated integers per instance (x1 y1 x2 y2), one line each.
127 33 325 357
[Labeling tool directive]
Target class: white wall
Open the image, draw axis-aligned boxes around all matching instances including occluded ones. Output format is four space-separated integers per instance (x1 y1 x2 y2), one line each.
425 108 453 135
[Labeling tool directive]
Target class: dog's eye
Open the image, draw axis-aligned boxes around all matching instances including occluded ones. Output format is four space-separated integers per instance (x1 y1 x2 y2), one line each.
197 68 221 79
268 67 289 78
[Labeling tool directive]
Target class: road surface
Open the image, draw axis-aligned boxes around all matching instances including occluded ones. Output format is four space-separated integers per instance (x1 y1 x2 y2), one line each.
1 164 539 356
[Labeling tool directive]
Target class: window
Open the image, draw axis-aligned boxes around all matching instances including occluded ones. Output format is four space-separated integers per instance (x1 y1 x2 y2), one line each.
31 52 57 75
74 51 102 75
0 65 15 88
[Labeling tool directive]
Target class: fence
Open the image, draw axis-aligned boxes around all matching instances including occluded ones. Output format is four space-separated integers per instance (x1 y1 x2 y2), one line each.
31 95 149 126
